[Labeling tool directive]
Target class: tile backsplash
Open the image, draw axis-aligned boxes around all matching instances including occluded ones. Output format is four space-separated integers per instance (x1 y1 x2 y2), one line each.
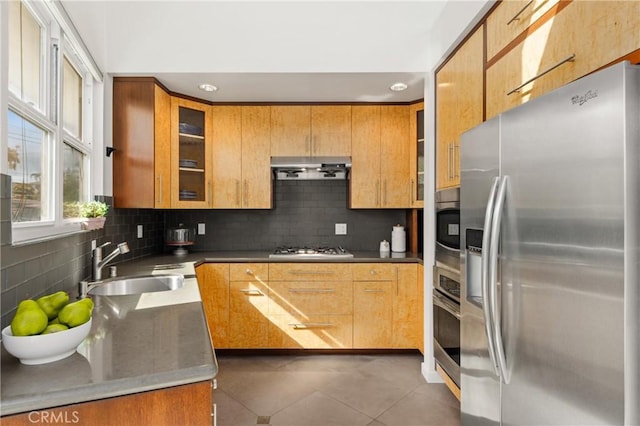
1 175 412 328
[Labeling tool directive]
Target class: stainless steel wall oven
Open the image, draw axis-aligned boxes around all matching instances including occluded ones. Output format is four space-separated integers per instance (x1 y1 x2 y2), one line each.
433 265 461 386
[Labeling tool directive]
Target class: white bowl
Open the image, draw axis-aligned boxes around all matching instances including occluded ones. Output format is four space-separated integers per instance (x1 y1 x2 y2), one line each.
2 318 92 365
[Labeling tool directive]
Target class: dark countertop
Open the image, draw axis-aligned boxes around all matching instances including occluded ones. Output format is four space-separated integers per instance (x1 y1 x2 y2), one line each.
1 271 216 416
1 250 422 416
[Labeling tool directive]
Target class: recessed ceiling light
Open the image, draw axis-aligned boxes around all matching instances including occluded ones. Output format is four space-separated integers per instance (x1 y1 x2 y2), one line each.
389 82 408 92
198 83 218 92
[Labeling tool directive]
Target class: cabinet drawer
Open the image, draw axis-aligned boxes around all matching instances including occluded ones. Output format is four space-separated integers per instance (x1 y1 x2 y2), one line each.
486 0 640 120
268 314 353 349
229 263 268 281
268 281 353 315
486 0 561 61
352 263 395 281
268 263 352 281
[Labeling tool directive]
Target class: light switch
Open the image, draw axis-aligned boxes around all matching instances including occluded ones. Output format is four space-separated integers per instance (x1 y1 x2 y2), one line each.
335 223 347 235
198 223 206 235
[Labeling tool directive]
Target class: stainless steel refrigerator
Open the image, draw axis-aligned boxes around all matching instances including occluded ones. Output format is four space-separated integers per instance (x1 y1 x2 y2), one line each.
460 61 639 425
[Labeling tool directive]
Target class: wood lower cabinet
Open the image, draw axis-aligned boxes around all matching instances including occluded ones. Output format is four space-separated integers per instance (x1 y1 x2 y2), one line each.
196 263 230 349
393 263 423 351
2 381 213 426
112 78 171 209
269 263 353 348
351 105 411 208
228 264 270 348
196 262 422 350
435 26 484 191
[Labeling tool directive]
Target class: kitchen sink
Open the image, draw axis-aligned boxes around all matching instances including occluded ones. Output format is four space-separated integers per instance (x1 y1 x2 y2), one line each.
87 274 184 296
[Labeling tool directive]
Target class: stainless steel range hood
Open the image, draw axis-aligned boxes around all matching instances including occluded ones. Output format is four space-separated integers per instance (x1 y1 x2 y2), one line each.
271 156 351 180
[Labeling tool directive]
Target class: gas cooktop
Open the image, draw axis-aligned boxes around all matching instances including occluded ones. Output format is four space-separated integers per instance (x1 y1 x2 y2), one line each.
269 246 354 259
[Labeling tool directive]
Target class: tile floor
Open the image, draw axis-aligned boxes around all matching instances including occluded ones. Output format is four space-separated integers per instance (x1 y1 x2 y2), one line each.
214 352 460 426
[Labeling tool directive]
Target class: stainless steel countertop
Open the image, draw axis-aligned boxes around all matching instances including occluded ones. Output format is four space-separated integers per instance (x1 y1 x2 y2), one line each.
1 269 217 416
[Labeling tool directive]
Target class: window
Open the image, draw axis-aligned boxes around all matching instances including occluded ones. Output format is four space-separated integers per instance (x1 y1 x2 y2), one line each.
5 1 98 242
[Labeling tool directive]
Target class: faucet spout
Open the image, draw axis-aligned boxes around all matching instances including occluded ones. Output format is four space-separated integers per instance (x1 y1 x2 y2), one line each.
92 242 130 281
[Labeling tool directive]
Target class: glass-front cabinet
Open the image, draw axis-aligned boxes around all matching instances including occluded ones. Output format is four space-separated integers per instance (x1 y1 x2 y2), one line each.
409 102 425 208
171 98 212 208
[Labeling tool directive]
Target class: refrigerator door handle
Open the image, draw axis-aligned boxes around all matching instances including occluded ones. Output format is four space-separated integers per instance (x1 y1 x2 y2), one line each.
481 176 501 375
489 175 510 383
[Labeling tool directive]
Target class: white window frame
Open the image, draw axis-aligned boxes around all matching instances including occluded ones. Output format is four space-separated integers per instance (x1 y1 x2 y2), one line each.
4 0 100 244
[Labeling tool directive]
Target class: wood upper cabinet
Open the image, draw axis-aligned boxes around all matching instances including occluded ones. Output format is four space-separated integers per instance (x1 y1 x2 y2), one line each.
351 105 411 208
112 78 171 209
196 263 229 349
310 105 351 156
486 1 640 120
241 106 272 208
211 106 272 208
270 105 311 156
436 26 484 190
409 101 425 208
485 0 561 61
270 105 351 157
170 97 212 208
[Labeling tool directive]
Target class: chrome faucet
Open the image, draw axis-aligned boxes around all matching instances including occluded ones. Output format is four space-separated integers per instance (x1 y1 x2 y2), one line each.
91 241 130 281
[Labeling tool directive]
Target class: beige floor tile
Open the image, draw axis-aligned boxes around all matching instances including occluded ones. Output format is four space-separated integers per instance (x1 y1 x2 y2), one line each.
319 371 413 418
270 391 374 426
412 382 460 410
356 354 427 389
375 390 461 426
215 389 259 426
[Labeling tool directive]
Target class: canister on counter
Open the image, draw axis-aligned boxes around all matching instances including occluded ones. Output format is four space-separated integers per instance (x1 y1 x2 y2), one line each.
391 224 406 252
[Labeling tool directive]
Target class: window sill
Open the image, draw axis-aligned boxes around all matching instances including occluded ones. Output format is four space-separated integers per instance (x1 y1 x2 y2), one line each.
10 222 87 246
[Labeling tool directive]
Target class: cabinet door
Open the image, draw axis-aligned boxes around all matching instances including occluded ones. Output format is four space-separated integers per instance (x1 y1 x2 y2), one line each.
195 264 229 349
486 1 640 120
436 26 484 190
350 105 381 208
229 280 269 348
113 79 170 209
270 105 311 156
211 106 242 208
170 97 212 207
268 314 353 349
353 281 393 348
311 105 352 156
392 264 422 350
241 106 272 208
380 105 410 207
485 0 561 61
409 102 425 208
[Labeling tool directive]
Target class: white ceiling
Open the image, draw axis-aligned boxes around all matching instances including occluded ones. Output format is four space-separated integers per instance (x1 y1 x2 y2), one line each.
62 0 491 103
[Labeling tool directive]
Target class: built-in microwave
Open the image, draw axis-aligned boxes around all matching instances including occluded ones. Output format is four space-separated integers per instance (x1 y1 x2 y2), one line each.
435 187 460 272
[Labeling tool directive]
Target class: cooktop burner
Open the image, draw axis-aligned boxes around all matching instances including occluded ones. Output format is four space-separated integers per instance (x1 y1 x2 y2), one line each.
269 246 354 259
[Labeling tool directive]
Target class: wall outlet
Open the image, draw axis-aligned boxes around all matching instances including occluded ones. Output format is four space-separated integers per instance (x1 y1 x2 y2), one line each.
335 223 347 235
91 240 97 250
137 224 143 238
198 223 206 235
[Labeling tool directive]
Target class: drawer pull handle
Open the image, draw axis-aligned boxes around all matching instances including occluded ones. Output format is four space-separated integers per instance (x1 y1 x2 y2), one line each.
506 0 534 26
370 270 377 275
239 289 264 296
288 288 336 293
288 270 336 276
363 289 385 293
507 54 575 96
245 268 253 275
290 322 333 329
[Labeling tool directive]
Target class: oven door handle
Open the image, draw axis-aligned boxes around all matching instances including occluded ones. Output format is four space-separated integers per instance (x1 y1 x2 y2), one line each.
433 291 461 320
482 176 501 376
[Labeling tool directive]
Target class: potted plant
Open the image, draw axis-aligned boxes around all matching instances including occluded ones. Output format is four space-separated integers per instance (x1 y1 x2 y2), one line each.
79 201 109 230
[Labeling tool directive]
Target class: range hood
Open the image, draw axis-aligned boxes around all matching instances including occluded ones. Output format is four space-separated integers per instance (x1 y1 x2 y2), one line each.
271 156 351 180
